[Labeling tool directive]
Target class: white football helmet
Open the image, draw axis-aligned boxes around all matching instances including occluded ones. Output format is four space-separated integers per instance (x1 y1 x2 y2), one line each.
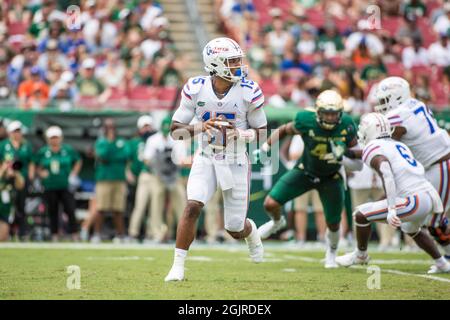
358 112 392 145
374 77 411 114
315 90 344 130
202 37 247 83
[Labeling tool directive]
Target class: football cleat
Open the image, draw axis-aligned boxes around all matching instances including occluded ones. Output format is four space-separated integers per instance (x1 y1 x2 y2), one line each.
335 251 370 267
324 248 338 269
246 219 264 263
427 262 450 274
164 265 185 282
258 216 287 239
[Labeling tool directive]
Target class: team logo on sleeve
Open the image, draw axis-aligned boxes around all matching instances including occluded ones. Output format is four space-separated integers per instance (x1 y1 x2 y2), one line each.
197 101 205 107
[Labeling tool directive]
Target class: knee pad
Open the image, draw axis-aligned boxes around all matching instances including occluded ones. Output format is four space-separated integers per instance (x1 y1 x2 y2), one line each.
224 215 245 233
428 217 450 246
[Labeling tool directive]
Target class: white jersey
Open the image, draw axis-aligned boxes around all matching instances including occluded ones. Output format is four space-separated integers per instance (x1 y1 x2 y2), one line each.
386 98 450 169
362 138 434 198
172 75 267 158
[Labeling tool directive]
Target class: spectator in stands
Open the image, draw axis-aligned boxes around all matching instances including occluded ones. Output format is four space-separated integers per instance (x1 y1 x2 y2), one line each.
0 152 25 242
402 0 427 18
0 121 34 240
346 86 370 115
37 20 66 53
76 57 111 103
281 49 313 77
97 50 126 89
265 14 294 59
433 2 450 35
317 21 344 58
49 70 77 109
402 37 429 69
288 6 318 42
345 20 384 57
396 13 423 46
428 30 450 67
154 52 184 87
268 83 296 109
91 118 129 243
143 116 188 242
28 0 65 40
291 77 313 108
7 0 32 26
360 56 387 81
296 24 316 56
34 126 82 242
0 57 12 101
7 42 40 90
18 66 49 109
127 115 156 242
37 39 69 75
256 49 281 84
413 74 434 104
139 0 164 32
83 7 118 52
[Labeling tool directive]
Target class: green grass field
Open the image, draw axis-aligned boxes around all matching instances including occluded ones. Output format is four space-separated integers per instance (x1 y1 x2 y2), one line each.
1 243 449 300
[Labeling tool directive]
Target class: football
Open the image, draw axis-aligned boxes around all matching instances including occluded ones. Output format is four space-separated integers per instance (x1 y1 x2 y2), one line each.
206 120 234 150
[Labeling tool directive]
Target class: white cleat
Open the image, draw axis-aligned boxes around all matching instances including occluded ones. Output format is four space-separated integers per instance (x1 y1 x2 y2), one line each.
164 265 185 282
258 216 287 239
427 262 450 274
324 249 338 269
335 251 370 267
246 219 264 263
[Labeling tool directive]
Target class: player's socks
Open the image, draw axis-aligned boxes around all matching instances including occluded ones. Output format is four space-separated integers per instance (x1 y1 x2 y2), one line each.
435 256 448 268
357 249 368 258
173 248 188 266
442 244 450 260
326 229 339 252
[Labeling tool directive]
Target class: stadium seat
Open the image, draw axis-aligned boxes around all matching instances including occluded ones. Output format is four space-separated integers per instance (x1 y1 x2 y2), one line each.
158 86 180 110
105 87 128 109
431 82 449 109
305 8 326 28
76 96 100 109
381 17 403 37
386 62 405 77
7 22 28 36
260 79 279 96
127 85 159 110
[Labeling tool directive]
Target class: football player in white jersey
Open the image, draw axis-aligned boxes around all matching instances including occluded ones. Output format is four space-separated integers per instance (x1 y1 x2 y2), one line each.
336 113 450 273
375 76 450 260
164 37 268 281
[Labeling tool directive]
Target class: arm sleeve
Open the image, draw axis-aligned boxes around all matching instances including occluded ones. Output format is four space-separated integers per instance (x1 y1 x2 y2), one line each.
342 156 363 171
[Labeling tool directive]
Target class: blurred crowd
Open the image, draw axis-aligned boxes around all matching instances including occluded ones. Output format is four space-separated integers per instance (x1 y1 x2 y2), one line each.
215 0 450 112
0 0 186 110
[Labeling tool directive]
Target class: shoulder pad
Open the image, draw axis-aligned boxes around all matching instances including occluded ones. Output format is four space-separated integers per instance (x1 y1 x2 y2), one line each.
183 76 207 96
240 78 262 103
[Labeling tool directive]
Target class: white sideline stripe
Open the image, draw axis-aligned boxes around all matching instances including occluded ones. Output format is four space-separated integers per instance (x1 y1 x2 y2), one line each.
351 266 450 284
282 255 450 284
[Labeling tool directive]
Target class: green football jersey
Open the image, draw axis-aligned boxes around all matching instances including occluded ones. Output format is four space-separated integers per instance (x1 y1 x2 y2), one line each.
293 109 357 177
34 144 80 190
